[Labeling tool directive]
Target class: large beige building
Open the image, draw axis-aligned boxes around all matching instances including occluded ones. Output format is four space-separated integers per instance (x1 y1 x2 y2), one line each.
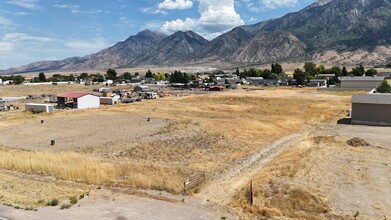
351 94 391 126
341 76 385 89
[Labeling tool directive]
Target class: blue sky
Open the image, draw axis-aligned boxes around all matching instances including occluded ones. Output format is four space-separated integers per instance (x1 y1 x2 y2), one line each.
0 0 316 69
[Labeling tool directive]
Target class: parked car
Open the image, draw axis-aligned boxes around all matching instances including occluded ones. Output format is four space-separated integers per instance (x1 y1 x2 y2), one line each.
122 98 135 103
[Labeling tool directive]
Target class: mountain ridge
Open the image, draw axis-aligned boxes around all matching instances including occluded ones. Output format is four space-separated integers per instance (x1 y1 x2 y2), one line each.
2 0 391 74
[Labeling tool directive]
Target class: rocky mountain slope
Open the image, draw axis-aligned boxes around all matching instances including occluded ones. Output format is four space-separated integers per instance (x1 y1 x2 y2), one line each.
2 0 391 74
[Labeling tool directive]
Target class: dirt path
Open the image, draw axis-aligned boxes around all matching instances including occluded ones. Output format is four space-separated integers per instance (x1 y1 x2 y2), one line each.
0 191 231 220
195 131 310 205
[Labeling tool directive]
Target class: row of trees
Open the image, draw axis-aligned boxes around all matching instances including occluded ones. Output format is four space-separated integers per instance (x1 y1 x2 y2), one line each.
169 71 197 83
0 75 25 84
237 63 287 80
293 63 379 85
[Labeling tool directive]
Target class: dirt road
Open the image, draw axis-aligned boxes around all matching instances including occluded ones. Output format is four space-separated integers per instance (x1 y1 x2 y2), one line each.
195 131 309 205
0 193 228 220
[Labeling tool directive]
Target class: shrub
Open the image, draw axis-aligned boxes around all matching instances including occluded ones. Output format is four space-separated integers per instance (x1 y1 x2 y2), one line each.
48 199 59 206
377 80 391 93
60 204 72 209
69 196 78 205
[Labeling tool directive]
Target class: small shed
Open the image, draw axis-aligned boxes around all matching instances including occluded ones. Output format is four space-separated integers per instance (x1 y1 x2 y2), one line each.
100 97 118 105
341 76 385 89
25 103 55 113
351 94 391 126
57 93 100 109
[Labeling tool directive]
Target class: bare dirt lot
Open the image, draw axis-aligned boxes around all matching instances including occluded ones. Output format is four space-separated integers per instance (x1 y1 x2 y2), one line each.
0 86 389 219
0 112 169 151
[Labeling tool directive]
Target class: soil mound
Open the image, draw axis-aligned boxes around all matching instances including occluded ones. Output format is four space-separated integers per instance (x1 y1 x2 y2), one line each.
346 137 370 147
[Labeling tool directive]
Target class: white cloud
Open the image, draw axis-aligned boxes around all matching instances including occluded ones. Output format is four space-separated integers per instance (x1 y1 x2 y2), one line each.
71 9 103 14
0 15 13 26
141 7 167 15
158 0 193 10
260 0 298 9
3 33 56 42
161 0 244 39
65 37 109 50
53 4 80 10
0 42 14 52
6 0 41 10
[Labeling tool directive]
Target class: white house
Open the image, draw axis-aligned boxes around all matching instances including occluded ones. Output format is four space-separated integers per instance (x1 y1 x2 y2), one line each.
57 93 100 109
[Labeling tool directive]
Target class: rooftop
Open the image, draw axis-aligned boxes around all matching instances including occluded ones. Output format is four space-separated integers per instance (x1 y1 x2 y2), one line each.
57 93 89 99
351 94 391 105
340 76 385 81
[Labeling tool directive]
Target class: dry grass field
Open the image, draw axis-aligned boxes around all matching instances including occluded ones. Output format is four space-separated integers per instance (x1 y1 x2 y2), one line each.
0 84 100 97
5 85 388 220
232 125 391 219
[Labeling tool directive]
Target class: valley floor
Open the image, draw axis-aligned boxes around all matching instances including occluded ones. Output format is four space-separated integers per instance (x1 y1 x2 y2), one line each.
0 87 389 219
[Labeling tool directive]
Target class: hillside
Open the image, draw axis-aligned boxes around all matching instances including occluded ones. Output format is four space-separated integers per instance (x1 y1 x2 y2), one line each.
1 0 391 74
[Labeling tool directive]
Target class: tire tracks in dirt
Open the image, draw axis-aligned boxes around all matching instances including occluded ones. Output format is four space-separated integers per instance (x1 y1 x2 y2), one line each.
195 131 310 206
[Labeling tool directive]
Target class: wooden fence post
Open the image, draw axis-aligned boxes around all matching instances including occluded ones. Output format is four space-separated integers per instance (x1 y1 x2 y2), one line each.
250 179 254 205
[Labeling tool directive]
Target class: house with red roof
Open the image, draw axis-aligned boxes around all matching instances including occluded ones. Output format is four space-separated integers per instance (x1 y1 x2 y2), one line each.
57 93 100 109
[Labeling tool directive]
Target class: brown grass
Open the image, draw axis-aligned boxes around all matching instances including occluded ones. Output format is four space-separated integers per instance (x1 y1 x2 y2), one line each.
231 136 339 219
0 88 351 208
0 84 100 97
0 147 185 193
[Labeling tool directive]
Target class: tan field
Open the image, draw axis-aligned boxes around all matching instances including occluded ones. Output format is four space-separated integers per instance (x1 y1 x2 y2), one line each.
0 85 390 219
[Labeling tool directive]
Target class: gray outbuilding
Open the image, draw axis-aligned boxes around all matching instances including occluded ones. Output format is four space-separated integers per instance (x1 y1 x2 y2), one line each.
341 76 385 90
351 94 391 126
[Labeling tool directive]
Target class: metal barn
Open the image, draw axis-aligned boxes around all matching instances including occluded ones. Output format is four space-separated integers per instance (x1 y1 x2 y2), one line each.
57 93 100 109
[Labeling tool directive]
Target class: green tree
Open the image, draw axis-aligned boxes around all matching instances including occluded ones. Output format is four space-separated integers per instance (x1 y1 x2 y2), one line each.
271 63 277 73
13 75 25 84
235 67 240 76
190 73 197 80
351 65 365 76
123 72 132 80
38 72 46 82
376 80 391 93
69 74 75 81
240 68 248 79
248 68 261 77
316 64 326 75
276 63 283 74
261 69 271 79
342 66 348 76
365 68 378 76
293 68 307 85
146 69 153 78
106 68 117 80
330 66 342 77
80 73 89 80
165 73 170 80
269 73 279 80
304 62 317 76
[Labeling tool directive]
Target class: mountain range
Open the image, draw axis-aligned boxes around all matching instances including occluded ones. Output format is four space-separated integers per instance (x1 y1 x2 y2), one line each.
2 0 391 74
